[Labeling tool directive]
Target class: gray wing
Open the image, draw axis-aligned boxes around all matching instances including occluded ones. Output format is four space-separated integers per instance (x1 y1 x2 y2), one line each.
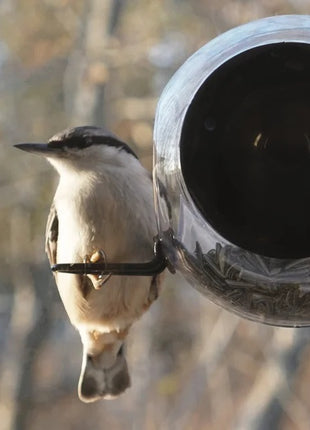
45 202 58 267
45 202 92 298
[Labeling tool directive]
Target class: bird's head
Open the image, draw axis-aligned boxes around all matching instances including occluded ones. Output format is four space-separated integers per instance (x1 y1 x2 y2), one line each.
78 329 131 402
14 125 138 175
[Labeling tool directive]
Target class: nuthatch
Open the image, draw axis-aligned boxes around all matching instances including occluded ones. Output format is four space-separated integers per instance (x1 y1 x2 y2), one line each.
15 126 162 402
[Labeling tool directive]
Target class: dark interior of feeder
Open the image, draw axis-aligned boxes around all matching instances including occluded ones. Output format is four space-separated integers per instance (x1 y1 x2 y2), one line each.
181 43 310 259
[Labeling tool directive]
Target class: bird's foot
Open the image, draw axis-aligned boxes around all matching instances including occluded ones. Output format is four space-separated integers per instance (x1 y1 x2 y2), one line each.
143 275 160 311
84 250 111 290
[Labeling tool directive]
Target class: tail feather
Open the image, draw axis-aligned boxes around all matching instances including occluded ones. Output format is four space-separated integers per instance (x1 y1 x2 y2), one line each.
78 345 130 402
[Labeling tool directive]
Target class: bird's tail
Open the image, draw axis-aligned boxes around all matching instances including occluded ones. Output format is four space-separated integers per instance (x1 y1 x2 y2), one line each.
78 335 130 402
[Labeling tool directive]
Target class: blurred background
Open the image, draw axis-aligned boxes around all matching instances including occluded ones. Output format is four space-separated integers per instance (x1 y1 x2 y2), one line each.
1 1 310 429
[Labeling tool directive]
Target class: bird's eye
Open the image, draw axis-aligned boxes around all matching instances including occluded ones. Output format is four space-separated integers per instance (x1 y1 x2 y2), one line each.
48 141 63 150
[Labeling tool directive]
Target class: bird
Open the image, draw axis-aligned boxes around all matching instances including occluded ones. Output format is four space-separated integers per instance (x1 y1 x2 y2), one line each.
15 126 162 402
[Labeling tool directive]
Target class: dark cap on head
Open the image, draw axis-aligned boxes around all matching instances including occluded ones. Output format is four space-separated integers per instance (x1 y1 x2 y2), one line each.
48 126 138 158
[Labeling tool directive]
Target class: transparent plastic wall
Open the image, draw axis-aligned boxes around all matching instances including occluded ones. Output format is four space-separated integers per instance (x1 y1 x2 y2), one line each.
153 15 310 327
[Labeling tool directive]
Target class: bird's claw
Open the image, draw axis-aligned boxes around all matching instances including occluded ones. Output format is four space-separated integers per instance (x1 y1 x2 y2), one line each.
84 250 111 290
143 275 160 311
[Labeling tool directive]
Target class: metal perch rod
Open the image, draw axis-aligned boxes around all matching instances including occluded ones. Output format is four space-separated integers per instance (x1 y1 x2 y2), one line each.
51 238 168 276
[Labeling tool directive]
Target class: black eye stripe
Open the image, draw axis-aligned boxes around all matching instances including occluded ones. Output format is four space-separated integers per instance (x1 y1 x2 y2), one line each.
48 136 92 149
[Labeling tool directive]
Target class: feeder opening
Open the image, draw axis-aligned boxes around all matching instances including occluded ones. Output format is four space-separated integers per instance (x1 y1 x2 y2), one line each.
181 43 310 259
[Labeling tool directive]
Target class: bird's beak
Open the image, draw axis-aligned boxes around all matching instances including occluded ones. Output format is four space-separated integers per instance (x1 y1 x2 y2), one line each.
14 143 60 156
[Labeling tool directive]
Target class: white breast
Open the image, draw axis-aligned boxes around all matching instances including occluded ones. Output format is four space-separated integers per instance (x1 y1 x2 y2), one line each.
52 161 157 332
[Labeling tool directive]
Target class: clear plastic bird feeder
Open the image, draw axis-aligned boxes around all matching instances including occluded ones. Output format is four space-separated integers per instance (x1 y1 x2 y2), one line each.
153 15 310 327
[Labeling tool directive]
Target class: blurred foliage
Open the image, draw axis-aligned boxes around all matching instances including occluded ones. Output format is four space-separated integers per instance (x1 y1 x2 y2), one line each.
1 1 310 429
